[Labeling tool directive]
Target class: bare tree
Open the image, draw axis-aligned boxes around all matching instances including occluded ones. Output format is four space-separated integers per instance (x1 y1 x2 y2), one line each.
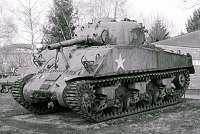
113 0 127 20
0 44 33 72
180 0 200 9
11 0 44 51
74 0 127 26
0 56 4 72
0 1 17 46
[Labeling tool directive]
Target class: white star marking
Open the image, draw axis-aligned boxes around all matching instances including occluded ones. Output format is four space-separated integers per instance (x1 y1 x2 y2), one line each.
115 54 126 70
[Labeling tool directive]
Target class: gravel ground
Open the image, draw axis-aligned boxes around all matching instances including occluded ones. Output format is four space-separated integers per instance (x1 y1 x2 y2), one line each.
185 89 200 99
0 93 200 134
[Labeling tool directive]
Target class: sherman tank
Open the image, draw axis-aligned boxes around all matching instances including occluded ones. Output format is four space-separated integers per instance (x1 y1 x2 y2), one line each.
0 75 18 93
10 17 195 122
0 67 30 93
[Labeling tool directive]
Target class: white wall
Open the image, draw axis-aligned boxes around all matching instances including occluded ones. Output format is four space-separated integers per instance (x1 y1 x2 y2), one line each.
155 44 200 89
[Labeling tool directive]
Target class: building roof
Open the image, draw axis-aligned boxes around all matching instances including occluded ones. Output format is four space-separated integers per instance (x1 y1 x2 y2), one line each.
0 43 33 54
13 43 32 49
0 43 32 49
154 30 200 48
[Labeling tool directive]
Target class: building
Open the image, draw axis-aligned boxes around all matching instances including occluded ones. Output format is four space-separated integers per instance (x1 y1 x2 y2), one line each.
153 30 200 89
0 44 33 72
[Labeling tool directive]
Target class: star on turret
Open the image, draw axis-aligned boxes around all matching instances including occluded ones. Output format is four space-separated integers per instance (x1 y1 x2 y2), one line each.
115 54 126 70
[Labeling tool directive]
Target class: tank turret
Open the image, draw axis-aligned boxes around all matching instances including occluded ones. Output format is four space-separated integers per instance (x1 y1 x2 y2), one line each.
48 17 145 50
10 18 195 122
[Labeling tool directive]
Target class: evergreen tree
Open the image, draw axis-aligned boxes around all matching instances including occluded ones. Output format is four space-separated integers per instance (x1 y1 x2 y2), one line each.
43 0 76 44
148 19 170 43
186 8 200 33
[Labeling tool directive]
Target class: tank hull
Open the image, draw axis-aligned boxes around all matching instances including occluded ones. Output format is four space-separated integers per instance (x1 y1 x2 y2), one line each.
93 45 194 77
20 45 193 104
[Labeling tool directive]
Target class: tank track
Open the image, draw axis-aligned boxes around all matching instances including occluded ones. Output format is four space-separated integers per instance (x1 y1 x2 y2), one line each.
63 69 190 122
10 79 63 114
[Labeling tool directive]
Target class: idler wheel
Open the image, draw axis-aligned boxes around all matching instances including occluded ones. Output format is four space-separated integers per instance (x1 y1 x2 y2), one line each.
173 74 186 88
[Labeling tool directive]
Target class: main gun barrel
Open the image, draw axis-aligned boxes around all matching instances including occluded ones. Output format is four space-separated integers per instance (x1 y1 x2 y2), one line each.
48 37 87 50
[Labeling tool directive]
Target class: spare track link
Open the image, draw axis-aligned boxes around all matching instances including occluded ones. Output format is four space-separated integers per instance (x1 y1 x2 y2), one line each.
64 69 190 122
10 79 60 114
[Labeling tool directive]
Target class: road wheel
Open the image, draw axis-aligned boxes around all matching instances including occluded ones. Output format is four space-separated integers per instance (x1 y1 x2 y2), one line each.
173 74 186 88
